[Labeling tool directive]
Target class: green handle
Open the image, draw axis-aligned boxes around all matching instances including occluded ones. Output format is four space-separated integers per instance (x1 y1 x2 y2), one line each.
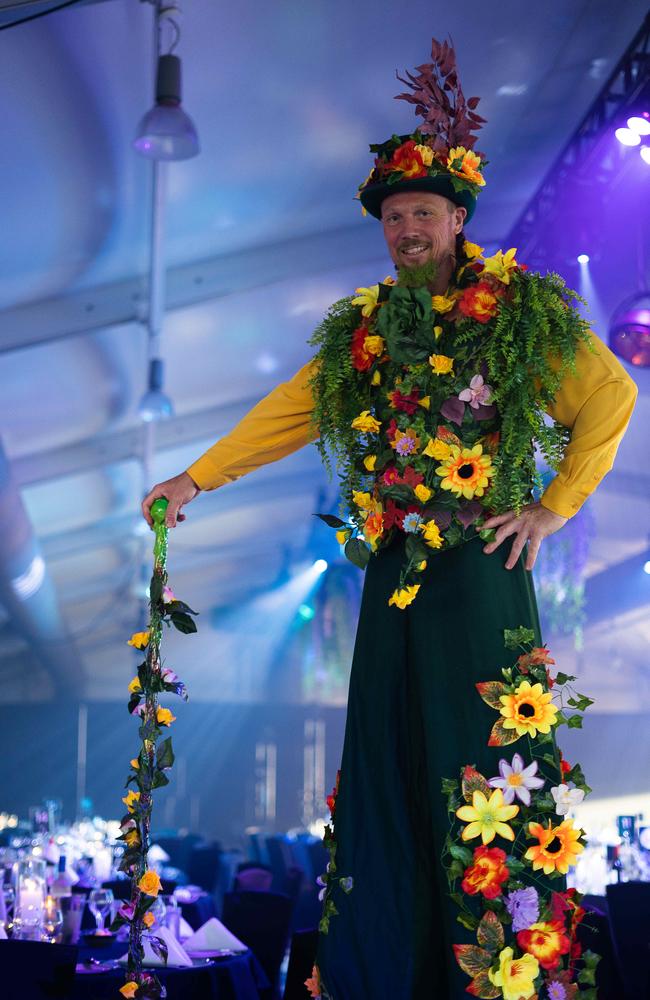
151 498 169 525
151 498 169 566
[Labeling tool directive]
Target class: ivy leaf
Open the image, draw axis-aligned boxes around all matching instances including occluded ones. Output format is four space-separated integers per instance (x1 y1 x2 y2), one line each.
465 968 501 998
567 693 594 711
504 626 536 650
152 770 170 789
554 671 577 685
449 843 474 866
344 537 371 570
315 513 347 529
462 765 492 803
170 611 197 634
156 737 174 771
476 910 504 953
487 718 520 748
476 681 508 710
405 533 428 563
567 714 583 729
452 944 492 977
577 967 597 986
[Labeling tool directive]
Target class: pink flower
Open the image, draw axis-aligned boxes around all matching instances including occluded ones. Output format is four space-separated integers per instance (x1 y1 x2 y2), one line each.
162 586 176 604
382 466 400 485
488 752 545 806
458 374 492 409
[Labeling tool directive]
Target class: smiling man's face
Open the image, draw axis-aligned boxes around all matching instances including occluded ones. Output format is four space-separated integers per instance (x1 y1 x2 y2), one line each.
381 191 466 273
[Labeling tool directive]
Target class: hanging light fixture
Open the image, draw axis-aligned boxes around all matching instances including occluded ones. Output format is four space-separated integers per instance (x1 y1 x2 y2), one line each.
134 4 199 161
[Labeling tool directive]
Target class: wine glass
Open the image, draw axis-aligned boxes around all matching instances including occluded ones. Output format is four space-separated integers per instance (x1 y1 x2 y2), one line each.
88 888 114 933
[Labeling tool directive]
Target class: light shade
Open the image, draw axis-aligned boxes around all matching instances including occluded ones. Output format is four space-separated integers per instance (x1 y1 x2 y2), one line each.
627 115 650 136
134 55 200 161
640 146 650 166
577 253 590 264
615 127 641 147
139 358 174 421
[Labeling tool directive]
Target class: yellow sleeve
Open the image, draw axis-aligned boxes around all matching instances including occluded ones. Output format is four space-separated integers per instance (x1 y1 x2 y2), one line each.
186 358 319 490
540 330 638 518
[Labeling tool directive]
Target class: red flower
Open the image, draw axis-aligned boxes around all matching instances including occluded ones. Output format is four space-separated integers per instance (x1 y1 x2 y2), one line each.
387 389 421 415
401 465 424 489
326 770 341 818
457 282 500 324
387 140 428 179
559 751 572 777
382 466 400 486
461 845 509 900
383 500 406 531
517 919 571 970
351 325 374 372
385 418 399 444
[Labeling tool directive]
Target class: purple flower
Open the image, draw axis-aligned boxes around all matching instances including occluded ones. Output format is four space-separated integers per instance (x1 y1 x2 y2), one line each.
504 886 539 932
395 436 416 456
458 374 492 409
547 984 567 1000
118 902 135 922
489 752 545 806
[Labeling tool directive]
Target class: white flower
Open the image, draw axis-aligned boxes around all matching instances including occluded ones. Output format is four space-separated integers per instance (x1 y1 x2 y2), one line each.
551 783 585 816
488 752 545 806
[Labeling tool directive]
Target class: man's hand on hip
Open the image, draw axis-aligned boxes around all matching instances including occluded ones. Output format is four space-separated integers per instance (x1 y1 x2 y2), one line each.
481 501 568 571
142 472 201 529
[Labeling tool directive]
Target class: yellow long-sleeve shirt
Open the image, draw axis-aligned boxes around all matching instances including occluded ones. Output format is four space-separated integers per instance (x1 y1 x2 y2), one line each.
187 329 637 520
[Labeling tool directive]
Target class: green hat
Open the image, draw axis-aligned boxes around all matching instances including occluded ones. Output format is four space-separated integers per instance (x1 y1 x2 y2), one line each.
357 39 487 223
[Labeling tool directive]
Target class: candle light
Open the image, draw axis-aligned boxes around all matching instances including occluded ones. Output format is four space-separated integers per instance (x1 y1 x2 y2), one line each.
19 876 44 912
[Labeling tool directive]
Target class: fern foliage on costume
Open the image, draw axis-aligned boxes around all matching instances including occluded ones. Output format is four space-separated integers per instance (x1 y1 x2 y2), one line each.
309 242 593 608
441 627 600 999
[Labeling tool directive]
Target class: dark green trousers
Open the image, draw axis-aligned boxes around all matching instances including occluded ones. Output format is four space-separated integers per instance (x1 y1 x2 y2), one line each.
317 535 544 1000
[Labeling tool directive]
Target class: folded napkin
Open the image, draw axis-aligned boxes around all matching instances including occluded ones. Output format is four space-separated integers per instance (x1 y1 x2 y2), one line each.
0 923 7 940
118 925 193 967
183 917 246 953
179 915 194 940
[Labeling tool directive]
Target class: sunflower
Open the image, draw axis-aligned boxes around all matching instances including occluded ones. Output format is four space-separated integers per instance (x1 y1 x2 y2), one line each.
499 680 558 738
435 443 494 499
456 788 519 845
525 819 585 875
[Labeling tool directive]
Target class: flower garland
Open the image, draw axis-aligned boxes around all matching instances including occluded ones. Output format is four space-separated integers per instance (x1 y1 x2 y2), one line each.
112 498 198 1000
441 626 600 999
309 244 594 607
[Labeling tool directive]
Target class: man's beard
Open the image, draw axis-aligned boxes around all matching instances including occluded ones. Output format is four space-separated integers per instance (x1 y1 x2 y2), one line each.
395 258 440 289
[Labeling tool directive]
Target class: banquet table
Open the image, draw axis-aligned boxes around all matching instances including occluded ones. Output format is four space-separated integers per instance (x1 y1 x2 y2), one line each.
71 936 270 1000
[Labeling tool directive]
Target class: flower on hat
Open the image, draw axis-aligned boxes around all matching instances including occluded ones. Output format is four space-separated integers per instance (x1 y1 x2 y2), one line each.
387 139 429 179
457 282 500 323
525 818 584 875
488 753 545 806
435 444 494 500
550 783 585 816
456 787 519 845
413 142 434 166
488 947 539 1000
388 585 420 609
499 680 558 738
461 845 509 899
447 146 486 187
351 284 381 317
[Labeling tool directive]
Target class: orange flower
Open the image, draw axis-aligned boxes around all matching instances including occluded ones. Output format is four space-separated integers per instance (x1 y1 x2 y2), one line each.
461 845 509 899
156 707 176 727
387 139 428 179
525 819 585 875
517 919 570 970
143 911 155 929
363 504 384 551
120 984 139 999
436 444 494 500
447 146 486 187
137 869 163 897
457 282 500 324
304 964 322 998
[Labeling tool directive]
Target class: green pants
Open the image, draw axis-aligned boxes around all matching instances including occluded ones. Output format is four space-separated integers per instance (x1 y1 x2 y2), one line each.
316 534 546 1000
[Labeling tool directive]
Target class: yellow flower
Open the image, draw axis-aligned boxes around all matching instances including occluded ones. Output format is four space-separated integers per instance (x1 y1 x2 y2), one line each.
416 560 427 571
481 247 518 284
124 829 141 848
488 947 539 1000
363 455 377 471
414 484 432 504
431 294 456 314
128 677 142 695
127 631 150 650
364 335 385 356
381 275 396 285
156 707 176 727
351 284 380 318
352 490 373 510
143 911 155 929
418 395 430 410
362 503 384 551
433 325 443 339
138 869 162 897
130 758 140 770
436 443 494 499
499 679 558 738
122 790 140 814
120 983 139 999
351 410 381 434
422 437 451 461
420 519 443 549
456 788 519 845
463 240 484 260
388 585 420 610
335 529 350 545
371 370 382 386
429 353 454 375
447 147 486 187
525 818 585 876
414 143 434 166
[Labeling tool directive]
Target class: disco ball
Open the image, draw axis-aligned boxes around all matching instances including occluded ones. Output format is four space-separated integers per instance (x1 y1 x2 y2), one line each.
609 292 650 367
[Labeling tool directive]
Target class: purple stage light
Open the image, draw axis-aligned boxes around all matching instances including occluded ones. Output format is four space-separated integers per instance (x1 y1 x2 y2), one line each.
615 127 641 146
577 253 590 265
627 115 650 136
640 146 650 166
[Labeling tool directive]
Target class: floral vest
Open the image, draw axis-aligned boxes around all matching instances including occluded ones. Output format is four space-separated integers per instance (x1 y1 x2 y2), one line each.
309 245 591 608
